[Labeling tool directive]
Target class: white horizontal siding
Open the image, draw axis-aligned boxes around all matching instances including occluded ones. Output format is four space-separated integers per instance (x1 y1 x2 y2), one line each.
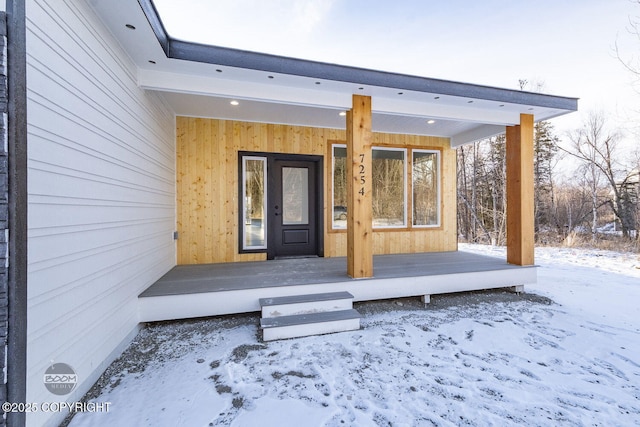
26 1 176 426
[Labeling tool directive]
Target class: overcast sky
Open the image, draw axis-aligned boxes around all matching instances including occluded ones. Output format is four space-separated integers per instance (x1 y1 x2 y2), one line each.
154 0 639 151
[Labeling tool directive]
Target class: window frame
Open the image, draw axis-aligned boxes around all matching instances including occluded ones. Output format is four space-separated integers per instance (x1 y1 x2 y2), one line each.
241 155 268 251
371 146 407 229
331 144 347 230
411 149 441 228
330 143 442 231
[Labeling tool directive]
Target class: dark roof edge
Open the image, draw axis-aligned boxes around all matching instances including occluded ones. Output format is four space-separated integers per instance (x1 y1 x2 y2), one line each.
140 0 578 112
138 0 169 53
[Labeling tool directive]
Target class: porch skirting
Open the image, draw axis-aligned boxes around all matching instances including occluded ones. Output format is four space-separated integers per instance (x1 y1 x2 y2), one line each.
138 251 536 322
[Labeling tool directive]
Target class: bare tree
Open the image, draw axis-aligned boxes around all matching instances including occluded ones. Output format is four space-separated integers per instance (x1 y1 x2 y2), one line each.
565 111 635 238
534 121 560 234
616 0 640 88
485 135 506 245
457 146 471 240
620 149 640 239
554 181 592 236
456 138 504 245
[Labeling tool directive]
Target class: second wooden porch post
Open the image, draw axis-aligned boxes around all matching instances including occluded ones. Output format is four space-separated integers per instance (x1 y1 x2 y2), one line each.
346 95 373 278
506 113 535 266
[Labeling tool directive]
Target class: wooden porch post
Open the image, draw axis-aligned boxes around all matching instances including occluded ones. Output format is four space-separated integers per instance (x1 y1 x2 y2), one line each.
506 113 535 266
346 95 373 278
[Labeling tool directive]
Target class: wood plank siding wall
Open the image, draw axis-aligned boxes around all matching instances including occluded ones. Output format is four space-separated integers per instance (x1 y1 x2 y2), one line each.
27 1 176 425
176 116 456 265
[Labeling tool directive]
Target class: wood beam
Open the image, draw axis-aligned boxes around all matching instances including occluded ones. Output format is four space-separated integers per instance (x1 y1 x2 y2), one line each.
506 113 535 266
346 95 373 278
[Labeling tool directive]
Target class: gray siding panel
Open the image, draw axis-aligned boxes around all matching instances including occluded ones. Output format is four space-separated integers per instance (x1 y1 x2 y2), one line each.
0 10 8 427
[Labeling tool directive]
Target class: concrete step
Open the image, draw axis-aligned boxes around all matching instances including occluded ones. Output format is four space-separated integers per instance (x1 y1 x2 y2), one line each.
259 291 354 318
260 309 361 341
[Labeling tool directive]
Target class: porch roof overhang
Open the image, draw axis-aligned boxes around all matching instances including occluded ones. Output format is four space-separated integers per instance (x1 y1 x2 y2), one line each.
91 0 578 146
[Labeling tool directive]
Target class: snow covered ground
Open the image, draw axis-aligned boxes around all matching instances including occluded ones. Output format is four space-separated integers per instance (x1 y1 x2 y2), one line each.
67 245 640 427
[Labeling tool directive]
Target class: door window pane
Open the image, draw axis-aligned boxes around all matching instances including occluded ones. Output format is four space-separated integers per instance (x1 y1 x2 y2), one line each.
243 157 267 249
413 150 440 227
372 148 406 228
282 167 309 225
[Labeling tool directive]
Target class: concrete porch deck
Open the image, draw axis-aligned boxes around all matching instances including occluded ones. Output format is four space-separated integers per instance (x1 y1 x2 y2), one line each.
138 250 537 322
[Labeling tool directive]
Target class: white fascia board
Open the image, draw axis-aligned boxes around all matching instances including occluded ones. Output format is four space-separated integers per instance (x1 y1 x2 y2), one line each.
373 97 523 127
451 124 506 147
139 69 529 127
138 69 352 109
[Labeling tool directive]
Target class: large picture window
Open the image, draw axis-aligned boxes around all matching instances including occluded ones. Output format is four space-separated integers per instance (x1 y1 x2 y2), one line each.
372 148 406 228
331 144 440 230
412 150 440 227
242 156 267 249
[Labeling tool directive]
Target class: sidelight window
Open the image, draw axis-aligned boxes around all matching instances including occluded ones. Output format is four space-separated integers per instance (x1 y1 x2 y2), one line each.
242 156 267 249
332 145 348 229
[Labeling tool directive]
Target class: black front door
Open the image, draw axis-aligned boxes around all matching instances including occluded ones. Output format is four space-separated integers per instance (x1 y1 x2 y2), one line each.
270 159 319 259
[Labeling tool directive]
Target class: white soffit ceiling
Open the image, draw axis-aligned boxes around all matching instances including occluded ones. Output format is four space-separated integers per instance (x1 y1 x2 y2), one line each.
89 0 578 145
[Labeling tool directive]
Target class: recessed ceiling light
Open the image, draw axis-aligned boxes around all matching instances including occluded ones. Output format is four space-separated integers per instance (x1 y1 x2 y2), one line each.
268 75 274 79
125 24 136 30
315 81 321 85
427 119 436 124
230 100 239 106
398 92 404 95
339 111 347 117
434 96 440 100
358 87 364 90
216 69 223 73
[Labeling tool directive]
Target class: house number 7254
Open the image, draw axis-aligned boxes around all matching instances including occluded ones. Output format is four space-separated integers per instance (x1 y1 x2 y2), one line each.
358 153 365 196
